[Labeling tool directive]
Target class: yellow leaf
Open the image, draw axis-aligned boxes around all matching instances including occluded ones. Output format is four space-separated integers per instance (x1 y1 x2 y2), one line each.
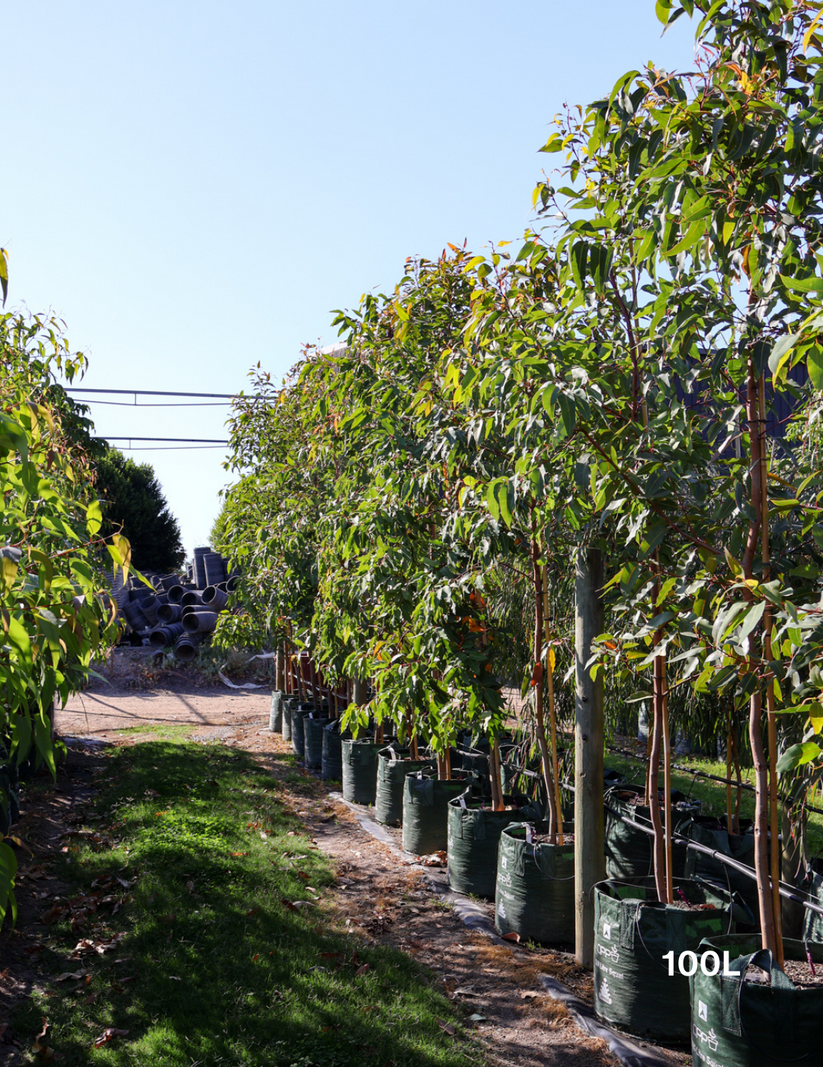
548 648 556 672
804 9 823 52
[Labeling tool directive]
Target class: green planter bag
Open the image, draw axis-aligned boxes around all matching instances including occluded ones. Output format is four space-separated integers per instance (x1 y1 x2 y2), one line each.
402 772 475 855
682 817 757 921
291 703 315 760
604 788 654 881
455 748 490 783
593 878 735 1042
691 934 823 1067
375 747 435 827
495 822 575 945
321 722 349 782
341 738 380 805
269 690 283 732
281 697 295 743
605 788 696 882
447 793 539 900
304 716 330 771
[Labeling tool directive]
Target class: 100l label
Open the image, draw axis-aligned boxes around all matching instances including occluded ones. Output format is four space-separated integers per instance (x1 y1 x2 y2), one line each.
662 950 740 976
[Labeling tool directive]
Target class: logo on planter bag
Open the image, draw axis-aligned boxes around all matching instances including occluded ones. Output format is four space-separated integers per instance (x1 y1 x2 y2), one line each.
698 1001 708 1023
498 901 506 919
599 979 613 1005
602 922 612 940
597 943 620 963
693 1024 719 1052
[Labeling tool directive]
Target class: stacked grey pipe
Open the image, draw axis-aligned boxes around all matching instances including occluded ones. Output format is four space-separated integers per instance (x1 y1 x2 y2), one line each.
118 546 240 662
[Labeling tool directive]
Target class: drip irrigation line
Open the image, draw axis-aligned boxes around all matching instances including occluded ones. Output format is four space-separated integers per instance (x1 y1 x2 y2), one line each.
607 742 823 818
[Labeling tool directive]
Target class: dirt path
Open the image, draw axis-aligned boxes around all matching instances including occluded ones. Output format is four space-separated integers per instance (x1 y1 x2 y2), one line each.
35 682 685 1067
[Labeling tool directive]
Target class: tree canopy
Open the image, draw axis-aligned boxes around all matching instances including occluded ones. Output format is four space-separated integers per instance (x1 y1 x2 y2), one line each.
95 448 186 574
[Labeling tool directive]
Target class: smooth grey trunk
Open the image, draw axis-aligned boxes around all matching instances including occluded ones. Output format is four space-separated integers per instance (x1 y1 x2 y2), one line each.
574 547 605 970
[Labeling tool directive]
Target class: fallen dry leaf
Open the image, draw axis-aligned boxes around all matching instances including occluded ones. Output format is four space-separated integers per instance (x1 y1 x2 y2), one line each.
436 1020 455 1036
501 932 521 943
355 963 370 976
54 970 88 982
92 1027 129 1048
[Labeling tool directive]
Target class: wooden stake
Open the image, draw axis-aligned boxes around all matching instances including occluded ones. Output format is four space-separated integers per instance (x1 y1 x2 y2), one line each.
574 547 605 969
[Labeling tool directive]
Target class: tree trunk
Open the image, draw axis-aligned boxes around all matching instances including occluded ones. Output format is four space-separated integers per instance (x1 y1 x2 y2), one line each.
744 358 779 958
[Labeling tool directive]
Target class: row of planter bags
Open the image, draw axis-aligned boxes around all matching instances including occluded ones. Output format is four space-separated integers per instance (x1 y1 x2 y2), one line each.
268 691 823 1066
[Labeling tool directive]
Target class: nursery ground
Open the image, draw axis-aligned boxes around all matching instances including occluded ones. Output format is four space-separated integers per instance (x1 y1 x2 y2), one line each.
0 664 688 1067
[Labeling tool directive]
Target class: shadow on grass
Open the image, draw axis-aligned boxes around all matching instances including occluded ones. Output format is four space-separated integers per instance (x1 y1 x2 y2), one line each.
16 742 476 1067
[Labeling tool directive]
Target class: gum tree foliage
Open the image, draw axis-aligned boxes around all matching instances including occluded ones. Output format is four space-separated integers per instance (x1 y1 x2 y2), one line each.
95 447 185 574
1 306 130 923
214 0 823 963
463 0 823 952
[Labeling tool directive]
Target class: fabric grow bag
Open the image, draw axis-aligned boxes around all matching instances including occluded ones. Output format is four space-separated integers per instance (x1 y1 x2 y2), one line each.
495 822 575 945
402 772 476 856
341 738 381 805
691 934 823 1067
322 721 349 781
447 793 540 900
375 747 436 827
269 691 283 733
304 715 330 771
291 703 315 760
604 788 654 881
281 698 295 742
592 878 734 1042
682 817 757 920
604 788 696 881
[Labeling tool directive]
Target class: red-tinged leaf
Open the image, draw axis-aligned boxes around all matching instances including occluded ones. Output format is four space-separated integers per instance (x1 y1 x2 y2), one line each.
437 1020 456 1036
154 811 170 816
92 1027 129 1048
252 953 259 962
355 963 370 976
230 852 248 857
501 932 521 943
245 908 259 917
35 1018 49 1043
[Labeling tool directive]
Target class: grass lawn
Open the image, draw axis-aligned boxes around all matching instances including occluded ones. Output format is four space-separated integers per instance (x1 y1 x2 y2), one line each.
13 740 479 1067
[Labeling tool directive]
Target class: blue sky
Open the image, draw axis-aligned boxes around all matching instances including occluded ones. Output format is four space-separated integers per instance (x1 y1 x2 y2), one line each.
3 1 697 555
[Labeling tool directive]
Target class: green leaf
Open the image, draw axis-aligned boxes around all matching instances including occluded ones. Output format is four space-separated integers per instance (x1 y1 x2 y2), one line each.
779 273 823 294
0 248 7 306
777 742 821 774
808 346 823 390
655 0 672 23
768 333 800 379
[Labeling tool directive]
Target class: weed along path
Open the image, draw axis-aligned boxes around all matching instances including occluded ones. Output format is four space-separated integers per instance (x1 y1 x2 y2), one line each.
0 681 684 1067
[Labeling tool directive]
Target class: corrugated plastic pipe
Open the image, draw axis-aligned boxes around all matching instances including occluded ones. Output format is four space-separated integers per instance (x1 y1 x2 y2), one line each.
181 610 218 634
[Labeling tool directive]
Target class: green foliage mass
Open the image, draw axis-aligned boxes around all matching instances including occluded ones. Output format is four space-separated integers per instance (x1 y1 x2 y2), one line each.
211 0 823 940
0 307 136 923
94 447 186 574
